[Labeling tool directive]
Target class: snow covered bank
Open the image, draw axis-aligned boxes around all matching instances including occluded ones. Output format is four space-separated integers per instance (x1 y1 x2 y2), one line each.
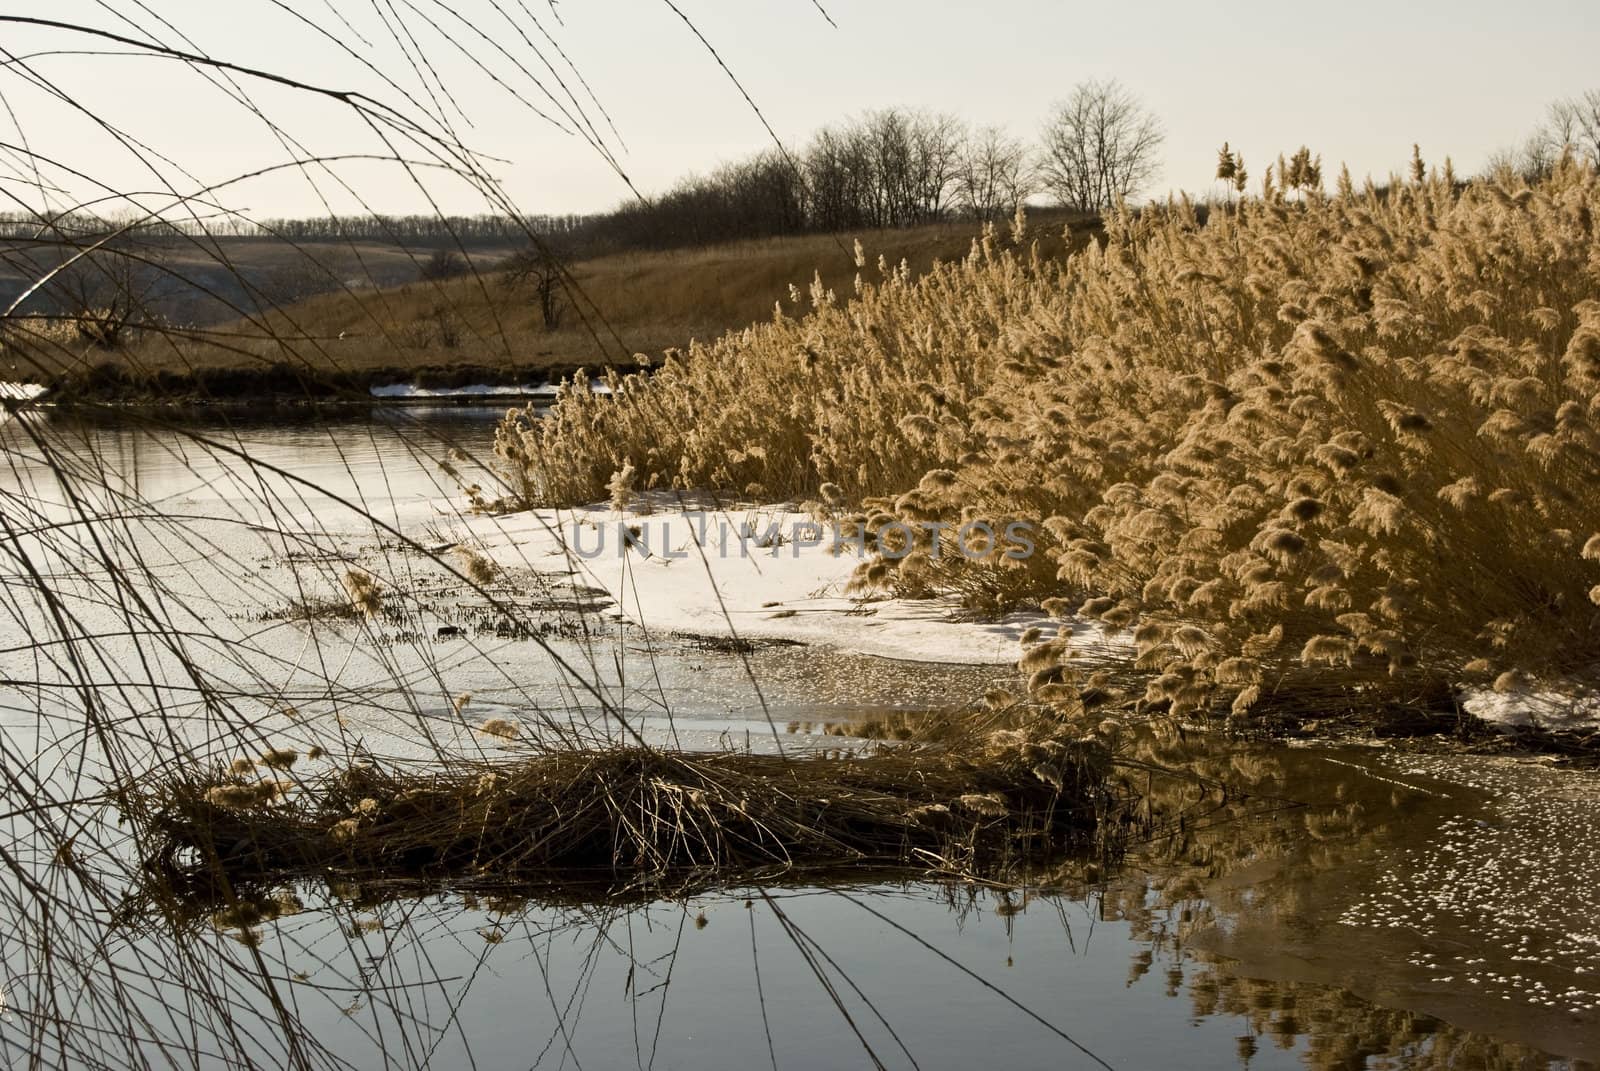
370 383 557 400
1461 686 1600 733
0 382 46 424
369 381 611 400
439 496 1600 723
455 497 1127 666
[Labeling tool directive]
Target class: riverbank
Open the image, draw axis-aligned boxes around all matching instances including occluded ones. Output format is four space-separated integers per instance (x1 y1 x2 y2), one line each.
25 359 599 405
429 491 1600 761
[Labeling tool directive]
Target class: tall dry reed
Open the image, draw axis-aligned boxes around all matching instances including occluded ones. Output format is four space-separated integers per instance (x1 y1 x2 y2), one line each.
505 160 1600 715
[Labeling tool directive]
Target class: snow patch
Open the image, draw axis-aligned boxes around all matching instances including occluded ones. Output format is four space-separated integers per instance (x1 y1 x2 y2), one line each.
369 381 612 400
0 382 45 424
370 382 560 399
1462 686 1600 733
456 498 1129 666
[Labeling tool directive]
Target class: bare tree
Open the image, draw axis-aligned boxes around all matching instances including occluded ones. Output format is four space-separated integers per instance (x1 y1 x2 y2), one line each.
1483 136 1558 183
1485 90 1600 183
1544 90 1600 165
853 109 963 228
806 126 872 232
502 246 567 330
954 124 1033 220
418 248 468 281
1037 79 1164 212
907 111 964 222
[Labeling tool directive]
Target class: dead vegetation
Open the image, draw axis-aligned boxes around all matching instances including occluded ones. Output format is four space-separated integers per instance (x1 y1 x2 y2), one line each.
502 159 1600 725
141 713 1120 897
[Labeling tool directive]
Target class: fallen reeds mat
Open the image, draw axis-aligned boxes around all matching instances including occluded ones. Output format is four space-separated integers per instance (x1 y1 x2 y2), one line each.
141 736 1118 895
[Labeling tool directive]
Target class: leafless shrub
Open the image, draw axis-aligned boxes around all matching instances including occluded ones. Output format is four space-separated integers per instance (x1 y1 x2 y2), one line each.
417 248 470 282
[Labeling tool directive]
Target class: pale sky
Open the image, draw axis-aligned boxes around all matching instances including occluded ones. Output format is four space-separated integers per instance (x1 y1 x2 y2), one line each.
2 0 1596 221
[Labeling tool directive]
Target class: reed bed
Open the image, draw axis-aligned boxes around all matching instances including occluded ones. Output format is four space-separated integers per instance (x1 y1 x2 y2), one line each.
502 161 1600 723
141 726 1118 896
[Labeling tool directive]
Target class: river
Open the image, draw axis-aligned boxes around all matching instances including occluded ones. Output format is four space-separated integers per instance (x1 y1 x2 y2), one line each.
0 405 1594 1069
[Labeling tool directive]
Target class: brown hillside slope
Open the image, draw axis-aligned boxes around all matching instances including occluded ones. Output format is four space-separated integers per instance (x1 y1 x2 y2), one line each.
28 213 1097 399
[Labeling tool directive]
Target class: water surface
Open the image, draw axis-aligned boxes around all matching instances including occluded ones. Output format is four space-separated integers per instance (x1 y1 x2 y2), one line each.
0 406 1594 1069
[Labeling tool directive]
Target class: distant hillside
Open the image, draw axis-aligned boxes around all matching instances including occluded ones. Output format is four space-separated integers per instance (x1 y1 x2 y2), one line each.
0 235 519 328
25 211 1099 401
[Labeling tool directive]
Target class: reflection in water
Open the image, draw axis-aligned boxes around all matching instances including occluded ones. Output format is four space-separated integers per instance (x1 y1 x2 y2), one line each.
1 408 1596 1068
1 403 510 505
1105 735 1599 1068
81 731 1588 1069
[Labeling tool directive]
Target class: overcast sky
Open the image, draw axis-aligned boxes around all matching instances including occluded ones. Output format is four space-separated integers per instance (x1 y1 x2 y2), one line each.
2 0 1596 220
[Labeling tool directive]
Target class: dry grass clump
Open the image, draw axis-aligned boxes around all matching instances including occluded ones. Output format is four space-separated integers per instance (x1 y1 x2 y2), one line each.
475 717 520 739
341 569 383 618
453 546 499 585
142 729 1114 893
504 159 1600 717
